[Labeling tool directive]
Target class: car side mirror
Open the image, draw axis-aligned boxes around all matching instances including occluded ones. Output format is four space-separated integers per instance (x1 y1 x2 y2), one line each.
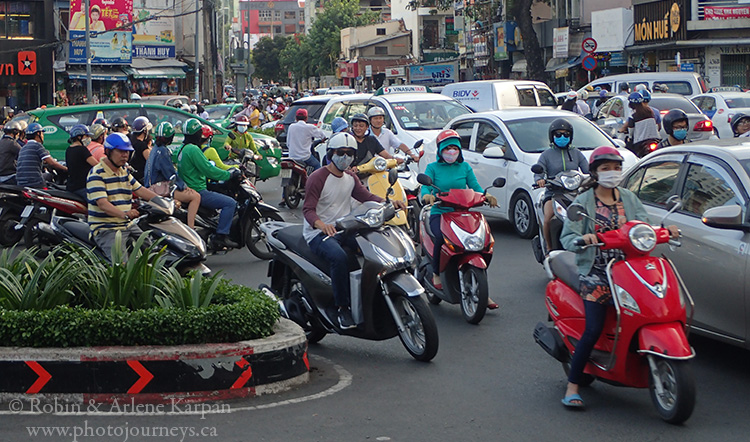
483 146 504 159
568 204 587 222
531 164 544 174
417 173 433 187
702 205 747 231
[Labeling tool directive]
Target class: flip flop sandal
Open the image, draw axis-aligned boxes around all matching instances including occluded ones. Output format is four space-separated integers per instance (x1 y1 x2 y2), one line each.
561 394 585 409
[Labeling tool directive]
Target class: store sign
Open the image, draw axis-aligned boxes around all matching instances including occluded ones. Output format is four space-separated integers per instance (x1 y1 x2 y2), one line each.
385 66 405 77
493 23 507 60
0 49 51 81
132 0 175 59
634 0 686 44
704 6 750 20
408 64 455 85
69 0 133 64
17 51 37 76
553 27 569 58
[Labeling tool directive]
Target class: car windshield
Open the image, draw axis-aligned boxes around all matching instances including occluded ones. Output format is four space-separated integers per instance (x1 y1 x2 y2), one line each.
504 115 614 153
741 159 750 180
205 105 234 121
387 99 470 130
724 97 750 108
650 97 699 114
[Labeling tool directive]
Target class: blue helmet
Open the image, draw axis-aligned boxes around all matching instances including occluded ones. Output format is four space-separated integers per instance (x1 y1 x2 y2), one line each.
104 132 134 151
25 122 44 136
639 89 652 102
331 117 348 134
628 92 645 104
68 124 93 140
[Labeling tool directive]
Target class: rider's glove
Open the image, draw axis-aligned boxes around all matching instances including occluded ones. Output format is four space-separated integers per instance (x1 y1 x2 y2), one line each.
486 195 498 207
229 167 242 180
422 194 436 205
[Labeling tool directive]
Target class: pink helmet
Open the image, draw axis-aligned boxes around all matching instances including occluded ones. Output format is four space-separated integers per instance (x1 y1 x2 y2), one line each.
589 146 623 170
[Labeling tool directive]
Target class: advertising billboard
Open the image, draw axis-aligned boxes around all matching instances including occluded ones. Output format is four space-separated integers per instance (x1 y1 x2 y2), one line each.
132 1 175 58
409 64 456 85
69 0 133 64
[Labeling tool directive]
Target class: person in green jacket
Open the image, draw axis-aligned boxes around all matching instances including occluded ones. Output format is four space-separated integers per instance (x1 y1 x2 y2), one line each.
558 146 678 409
420 129 498 307
175 118 240 249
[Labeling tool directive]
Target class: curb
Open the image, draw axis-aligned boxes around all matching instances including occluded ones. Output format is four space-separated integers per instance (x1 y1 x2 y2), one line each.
0 318 309 404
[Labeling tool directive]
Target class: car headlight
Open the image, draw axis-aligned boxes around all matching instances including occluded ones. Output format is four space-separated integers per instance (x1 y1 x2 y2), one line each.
614 284 641 314
629 224 656 252
450 221 486 252
373 156 388 172
560 174 582 190
356 206 385 227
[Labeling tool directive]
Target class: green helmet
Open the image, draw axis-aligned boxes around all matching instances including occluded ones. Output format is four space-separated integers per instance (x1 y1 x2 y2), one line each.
155 121 175 138
183 118 202 136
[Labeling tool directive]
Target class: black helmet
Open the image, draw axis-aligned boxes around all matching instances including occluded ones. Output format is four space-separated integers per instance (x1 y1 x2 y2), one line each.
548 118 574 144
730 113 750 136
111 116 129 130
350 113 369 127
663 109 689 136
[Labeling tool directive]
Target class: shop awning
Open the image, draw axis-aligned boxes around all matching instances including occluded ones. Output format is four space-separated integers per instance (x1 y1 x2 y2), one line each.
67 67 128 81
511 58 527 73
545 55 583 73
123 66 186 79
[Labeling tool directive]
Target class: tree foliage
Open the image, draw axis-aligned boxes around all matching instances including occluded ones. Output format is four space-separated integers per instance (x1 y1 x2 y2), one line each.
251 35 292 82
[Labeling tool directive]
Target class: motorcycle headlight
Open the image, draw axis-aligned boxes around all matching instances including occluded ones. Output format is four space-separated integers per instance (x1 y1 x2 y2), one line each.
373 157 388 172
450 221 486 252
560 174 582 191
553 200 568 219
614 284 641 314
356 206 385 227
629 224 656 253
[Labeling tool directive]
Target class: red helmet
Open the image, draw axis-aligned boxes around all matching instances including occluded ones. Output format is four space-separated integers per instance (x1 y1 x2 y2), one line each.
235 115 250 125
201 125 214 139
436 129 460 149
589 146 623 170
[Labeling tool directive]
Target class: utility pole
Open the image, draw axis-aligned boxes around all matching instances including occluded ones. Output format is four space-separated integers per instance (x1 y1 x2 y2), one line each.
194 0 200 102
84 0 92 102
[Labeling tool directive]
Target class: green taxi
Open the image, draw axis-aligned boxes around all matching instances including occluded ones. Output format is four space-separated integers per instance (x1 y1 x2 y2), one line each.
203 103 244 129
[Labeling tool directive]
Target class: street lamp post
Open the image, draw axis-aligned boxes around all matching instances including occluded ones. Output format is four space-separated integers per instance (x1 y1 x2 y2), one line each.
84 0 92 102
194 0 200 102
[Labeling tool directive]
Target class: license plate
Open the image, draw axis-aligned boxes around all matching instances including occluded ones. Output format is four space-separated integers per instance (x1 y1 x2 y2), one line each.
281 169 292 179
20 205 34 219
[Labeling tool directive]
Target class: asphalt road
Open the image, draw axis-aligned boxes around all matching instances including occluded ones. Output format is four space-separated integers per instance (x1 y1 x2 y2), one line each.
3 177 750 441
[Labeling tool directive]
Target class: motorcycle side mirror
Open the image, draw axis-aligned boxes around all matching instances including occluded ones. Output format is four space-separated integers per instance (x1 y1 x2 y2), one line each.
417 173 433 187
492 177 506 188
568 204 587 222
660 195 682 226
413 139 424 150
531 164 544 174
388 168 399 186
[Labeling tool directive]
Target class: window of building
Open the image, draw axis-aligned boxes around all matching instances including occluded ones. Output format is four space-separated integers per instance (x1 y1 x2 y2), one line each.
274 25 281 34
274 10 281 20
375 46 387 55
423 20 439 49
0 1 44 39
259 25 271 33
284 11 295 20
259 10 272 21
376 28 385 35
285 24 295 34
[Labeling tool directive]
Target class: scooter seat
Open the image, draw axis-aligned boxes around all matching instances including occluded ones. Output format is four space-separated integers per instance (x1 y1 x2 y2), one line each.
58 218 93 243
547 251 580 291
42 188 86 205
275 225 333 275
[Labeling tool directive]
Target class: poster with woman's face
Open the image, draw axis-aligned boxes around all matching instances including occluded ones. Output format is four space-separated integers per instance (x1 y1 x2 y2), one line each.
68 0 133 64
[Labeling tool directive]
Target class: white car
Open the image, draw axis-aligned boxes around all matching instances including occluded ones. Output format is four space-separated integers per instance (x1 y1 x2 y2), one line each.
419 109 637 238
691 91 750 138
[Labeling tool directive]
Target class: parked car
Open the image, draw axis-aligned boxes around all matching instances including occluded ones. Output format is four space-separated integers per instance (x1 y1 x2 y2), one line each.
204 103 244 129
579 72 708 97
137 95 190 107
419 109 638 238
620 138 750 348
594 93 715 143
691 92 750 138
441 80 556 112
274 95 334 148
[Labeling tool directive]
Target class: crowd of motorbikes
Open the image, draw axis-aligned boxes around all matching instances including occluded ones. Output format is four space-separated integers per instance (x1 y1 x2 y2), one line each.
0 129 699 424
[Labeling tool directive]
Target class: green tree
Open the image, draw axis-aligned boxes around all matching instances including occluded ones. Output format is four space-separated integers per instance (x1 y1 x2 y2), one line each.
279 35 313 82
251 35 291 82
306 0 379 75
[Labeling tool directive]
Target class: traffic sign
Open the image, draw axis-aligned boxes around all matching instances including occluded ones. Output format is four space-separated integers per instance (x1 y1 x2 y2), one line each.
582 55 598 71
582 37 597 53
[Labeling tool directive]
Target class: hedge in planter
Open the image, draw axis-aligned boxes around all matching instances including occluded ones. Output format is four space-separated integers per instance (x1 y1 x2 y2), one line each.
0 240 280 347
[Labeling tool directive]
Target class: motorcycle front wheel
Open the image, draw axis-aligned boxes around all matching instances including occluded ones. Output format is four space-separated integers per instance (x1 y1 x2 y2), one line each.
284 174 301 209
406 201 420 242
392 292 439 362
245 210 284 260
459 266 488 324
648 357 696 424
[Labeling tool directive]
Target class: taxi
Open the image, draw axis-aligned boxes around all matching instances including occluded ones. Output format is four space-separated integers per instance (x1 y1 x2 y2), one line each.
691 89 750 138
315 85 472 159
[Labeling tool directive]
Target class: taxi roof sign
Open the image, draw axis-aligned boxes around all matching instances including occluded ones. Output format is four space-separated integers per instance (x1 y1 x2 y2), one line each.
709 86 745 93
375 85 432 95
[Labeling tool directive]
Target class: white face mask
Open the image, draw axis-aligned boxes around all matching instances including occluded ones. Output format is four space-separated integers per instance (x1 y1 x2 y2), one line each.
237 125 248 133
597 170 622 189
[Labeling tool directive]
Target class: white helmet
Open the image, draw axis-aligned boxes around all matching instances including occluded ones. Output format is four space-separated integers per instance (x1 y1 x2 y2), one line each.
578 90 589 100
635 83 649 93
566 90 578 100
367 106 386 119
275 97 283 103
326 132 357 151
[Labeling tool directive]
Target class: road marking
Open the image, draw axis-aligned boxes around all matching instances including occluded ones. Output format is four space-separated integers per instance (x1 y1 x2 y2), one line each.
0 355 352 416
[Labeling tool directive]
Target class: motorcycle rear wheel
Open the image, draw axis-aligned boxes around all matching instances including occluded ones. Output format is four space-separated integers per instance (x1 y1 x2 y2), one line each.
392 292 439 362
406 201 420 242
284 175 301 209
245 211 284 260
648 358 696 424
23 219 52 258
0 212 23 246
459 266 488 324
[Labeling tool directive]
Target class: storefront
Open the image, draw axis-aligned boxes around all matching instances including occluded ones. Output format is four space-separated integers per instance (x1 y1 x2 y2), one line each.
0 47 54 111
626 0 690 73
124 59 187 96
65 67 129 105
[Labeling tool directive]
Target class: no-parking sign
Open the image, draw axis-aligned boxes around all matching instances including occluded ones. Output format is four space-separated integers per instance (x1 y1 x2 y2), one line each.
582 37 597 53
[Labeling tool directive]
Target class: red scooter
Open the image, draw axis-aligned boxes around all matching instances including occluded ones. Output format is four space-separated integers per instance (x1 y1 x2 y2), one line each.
280 139 324 209
17 186 88 252
533 200 696 424
415 173 505 324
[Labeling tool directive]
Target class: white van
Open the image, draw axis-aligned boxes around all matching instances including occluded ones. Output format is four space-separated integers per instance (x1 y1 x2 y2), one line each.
579 72 708 97
441 80 557 112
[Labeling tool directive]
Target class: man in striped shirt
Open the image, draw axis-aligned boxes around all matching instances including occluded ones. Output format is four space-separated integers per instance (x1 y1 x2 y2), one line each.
86 133 157 261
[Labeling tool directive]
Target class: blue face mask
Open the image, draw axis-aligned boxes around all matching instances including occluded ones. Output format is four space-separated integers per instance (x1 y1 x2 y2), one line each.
553 135 571 148
672 128 688 141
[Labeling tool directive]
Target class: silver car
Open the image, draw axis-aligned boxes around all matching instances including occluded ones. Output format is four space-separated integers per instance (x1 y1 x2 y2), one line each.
621 139 750 348
594 93 715 143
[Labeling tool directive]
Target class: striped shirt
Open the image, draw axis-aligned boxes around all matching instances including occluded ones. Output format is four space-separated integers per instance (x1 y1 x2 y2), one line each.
86 158 141 234
16 140 51 188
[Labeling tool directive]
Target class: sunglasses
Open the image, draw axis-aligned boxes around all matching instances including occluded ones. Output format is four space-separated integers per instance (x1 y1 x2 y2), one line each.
553 132 571 138
333 149 355 157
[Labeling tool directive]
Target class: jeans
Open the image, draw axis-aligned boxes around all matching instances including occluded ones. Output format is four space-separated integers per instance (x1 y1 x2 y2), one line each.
567 300 609 384
93 223 145 263
299 155 321 171
309 232 358 307
429 214 443 275
198 190 236 235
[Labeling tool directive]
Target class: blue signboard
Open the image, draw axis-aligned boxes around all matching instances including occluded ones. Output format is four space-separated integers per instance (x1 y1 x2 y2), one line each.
69 30 133 65
409 64 456 85
680 63 695 72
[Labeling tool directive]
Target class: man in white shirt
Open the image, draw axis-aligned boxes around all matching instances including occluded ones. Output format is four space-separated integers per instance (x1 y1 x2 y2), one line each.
287 108 325 170
367 107 419 162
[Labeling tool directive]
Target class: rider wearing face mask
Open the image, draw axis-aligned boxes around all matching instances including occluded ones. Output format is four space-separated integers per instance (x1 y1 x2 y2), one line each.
65 124 99 199
558 146 679 409
223 115 259 159
420 129 498 306
657 109 689 149
533 119 590 252
303 133 406 330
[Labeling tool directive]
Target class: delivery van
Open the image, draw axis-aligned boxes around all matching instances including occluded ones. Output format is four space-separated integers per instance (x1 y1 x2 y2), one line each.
441 80 557 112
579 72 707 97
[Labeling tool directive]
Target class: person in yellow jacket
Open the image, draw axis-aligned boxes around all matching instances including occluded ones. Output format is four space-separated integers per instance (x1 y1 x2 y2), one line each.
199 125 238 171
223 116 259 158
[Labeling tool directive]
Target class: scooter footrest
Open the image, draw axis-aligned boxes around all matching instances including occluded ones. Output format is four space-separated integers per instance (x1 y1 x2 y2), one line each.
533 322 567 363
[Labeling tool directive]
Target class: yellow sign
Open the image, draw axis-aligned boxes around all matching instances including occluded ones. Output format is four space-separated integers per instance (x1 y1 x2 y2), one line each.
635 1 681 43
670 2 680 33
